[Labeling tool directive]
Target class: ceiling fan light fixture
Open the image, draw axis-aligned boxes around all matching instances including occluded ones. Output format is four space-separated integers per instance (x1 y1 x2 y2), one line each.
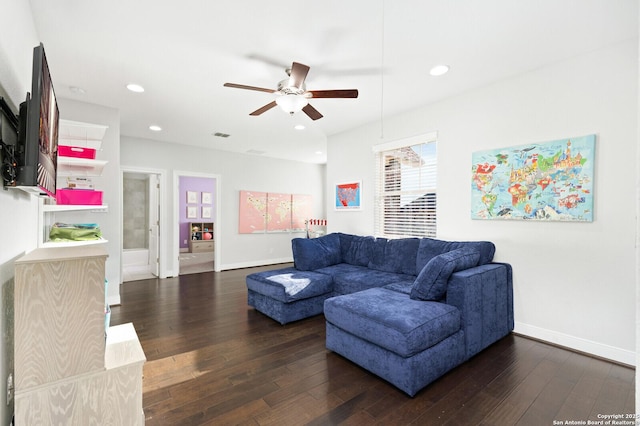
276 94 309 114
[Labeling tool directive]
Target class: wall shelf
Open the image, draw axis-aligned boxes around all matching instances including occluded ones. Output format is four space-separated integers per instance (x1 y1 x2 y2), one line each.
58 157 107 177
42 204 108 213
35 120 109 248
38 199 108 248
59 119 108 150
41 238 108 249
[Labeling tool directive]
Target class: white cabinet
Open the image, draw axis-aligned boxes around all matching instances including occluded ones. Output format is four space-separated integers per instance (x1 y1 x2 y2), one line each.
14 246 146 424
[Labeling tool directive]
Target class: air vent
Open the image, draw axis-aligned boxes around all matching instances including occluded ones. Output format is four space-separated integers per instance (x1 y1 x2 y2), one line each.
213 132 230 138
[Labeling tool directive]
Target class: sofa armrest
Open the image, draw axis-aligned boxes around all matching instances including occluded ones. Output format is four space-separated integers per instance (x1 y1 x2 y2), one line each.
446 263 513 360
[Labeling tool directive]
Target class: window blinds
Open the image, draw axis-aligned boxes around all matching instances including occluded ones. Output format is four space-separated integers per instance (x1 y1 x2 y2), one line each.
373 140 437 238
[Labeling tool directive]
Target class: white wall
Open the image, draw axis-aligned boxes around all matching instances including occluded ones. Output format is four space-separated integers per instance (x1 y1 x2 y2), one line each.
327 39 638 365
636 5 640 413
121 137 325 275
0 1 40 424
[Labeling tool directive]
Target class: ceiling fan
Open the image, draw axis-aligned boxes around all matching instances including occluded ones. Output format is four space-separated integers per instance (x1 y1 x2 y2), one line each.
223 62 358 121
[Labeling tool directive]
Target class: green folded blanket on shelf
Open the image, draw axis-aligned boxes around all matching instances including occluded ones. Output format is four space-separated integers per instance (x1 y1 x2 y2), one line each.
49 222 102 241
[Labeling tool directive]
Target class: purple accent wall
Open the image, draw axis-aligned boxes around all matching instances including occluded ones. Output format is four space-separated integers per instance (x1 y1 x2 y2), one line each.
179 176 216 249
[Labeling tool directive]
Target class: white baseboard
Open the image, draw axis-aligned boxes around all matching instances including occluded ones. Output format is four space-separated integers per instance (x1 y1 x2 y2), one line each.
107 294 121 307
514 321 635 366
219 257 293 271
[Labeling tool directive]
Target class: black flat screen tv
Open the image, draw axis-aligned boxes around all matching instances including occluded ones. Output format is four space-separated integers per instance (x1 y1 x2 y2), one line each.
16 43 59 197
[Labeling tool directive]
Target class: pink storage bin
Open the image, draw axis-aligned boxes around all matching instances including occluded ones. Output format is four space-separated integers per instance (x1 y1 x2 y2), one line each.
56 189 103 205
59 145 96 159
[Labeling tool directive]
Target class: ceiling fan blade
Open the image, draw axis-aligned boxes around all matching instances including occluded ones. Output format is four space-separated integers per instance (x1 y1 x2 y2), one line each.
289 62 310 89
302 104 323 121
308 89 359 98
246 53 288 69
224 83 276 94
249 101 277 116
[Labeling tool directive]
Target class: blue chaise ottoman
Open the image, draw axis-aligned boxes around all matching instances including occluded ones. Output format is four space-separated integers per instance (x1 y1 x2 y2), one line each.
324 287 466 396
246 267 334 325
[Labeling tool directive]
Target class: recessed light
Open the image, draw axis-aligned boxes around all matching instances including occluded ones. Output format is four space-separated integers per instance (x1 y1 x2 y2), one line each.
294 124 306 130
127 83 145 93
315 151 323 155
429 65 449 76
149 125 162 131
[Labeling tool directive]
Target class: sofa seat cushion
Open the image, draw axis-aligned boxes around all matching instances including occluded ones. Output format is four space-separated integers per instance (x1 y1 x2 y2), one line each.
383 281 414 295
315 263 368 277
246 267 333 303
317 264 415 295
324 288 461 357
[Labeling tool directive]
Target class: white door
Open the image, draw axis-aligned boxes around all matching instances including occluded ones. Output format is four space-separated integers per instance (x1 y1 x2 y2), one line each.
148 174 160 276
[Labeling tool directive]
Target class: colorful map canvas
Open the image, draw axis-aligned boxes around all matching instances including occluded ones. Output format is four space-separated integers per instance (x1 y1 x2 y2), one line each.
471 134 595 221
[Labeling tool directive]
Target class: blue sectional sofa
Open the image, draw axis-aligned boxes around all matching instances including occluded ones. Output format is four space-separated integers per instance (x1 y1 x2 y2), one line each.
245 232 513 396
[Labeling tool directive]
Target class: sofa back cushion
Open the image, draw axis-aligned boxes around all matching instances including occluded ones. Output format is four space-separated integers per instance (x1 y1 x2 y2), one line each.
415 238 495 274
340 234 375 267
410 247 481 301
292 233 342 271
368 237 420 276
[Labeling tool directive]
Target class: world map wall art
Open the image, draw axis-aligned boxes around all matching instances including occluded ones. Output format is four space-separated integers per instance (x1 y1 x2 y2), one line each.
238 191 312 233
471 134 595 222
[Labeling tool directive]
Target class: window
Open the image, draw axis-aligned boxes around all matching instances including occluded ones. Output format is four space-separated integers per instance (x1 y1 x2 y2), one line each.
373 133 437 238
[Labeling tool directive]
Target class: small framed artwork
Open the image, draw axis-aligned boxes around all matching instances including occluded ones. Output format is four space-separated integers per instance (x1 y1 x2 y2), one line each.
202 206 212 218
186 206 197 219
186 191 197 204
202 192 212 204
335 181 362 211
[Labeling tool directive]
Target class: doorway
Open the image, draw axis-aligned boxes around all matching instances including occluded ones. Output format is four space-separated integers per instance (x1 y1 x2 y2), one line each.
174 171 221 275
121 169 165 282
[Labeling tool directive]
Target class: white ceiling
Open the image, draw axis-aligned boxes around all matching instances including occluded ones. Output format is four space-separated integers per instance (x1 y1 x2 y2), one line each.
28 0 637 164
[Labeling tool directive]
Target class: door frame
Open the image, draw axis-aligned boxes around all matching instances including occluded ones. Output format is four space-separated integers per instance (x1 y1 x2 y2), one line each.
120 166 169 280
147 173 160 276
173 170 222 273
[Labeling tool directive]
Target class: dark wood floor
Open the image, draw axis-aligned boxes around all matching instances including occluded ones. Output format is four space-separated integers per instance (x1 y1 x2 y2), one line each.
110 264 635 426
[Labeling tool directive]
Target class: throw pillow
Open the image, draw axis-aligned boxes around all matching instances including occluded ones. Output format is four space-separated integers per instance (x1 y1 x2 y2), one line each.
410 247 480 301
415 238 495 273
